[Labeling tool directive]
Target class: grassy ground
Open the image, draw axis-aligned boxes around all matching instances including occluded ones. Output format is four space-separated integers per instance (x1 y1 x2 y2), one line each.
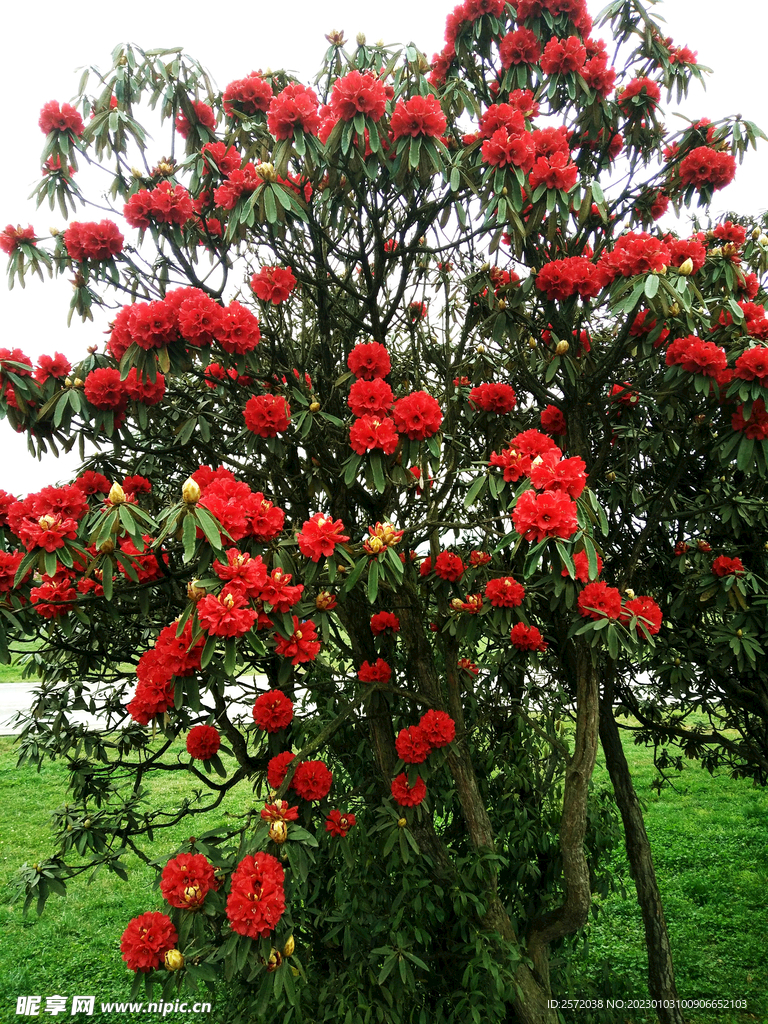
0 720 766 1023
576 729 768 1024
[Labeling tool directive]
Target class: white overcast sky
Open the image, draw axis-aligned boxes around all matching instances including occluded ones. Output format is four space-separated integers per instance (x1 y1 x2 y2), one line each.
0 0 766 495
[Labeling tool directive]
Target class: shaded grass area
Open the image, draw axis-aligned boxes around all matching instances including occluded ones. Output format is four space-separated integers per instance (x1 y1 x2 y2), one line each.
0 725 767 1023
0 735 239 1021
573 725 768 1024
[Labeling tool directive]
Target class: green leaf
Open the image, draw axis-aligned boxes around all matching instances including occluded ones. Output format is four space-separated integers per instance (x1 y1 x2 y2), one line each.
464 475 487 508
370 453 387 494
644 274 660 299
182 512 197 563
367 559 379 605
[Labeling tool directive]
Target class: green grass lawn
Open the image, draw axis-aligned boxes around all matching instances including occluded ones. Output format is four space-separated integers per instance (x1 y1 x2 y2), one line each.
0 721 766 1024
575 730 768 1024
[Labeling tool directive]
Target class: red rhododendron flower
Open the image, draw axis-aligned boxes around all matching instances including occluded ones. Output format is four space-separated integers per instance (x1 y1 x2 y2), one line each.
197 589 257 637
348 342 391 380
175 100 216 138
292 760 333 800
478 104 526 140
392 391 443 440
348 378 394 417
331 71 388 121
160 853 218 908
127 300 177 350
120 912 178 972
577 581 623 619
177 291 224 346
618 77 661 113
226 852 285 939
510 622 548 651
214 549 267 597
35 352 72 384
84 368 126 411
391 773 426 807
713 220 747 245
260 800 299 823
468 383 516 413
117 535 166 583
499 28 541 66
529 152 578 192
370 610 400 635
732 400 768 439
665 336 727 377
39 100 84 136
712 555 745 577
735 348 768 382
536 257 603 301
358 658 392 683
268 83 321 139
599 232 671 281
433 551 465 581
186 724 221 760
529 453 587 499
390 94 446 139
513 489 578 542
274 616 321 664
244 395 291 437
247 494 286 542
349 415 399 455
250 266 297 304
223 73 273 116
481 128 535 172
258 568 303 612
679 147 736 191
123 368 166 406
30 576 77 619
541 405 567 436
297 513 350 561
253 689 294 732
201 141 241 176
485 577 525 608
124 182 195 229
63 220 124 261
326 810 357 837
562 549 603 582
666 235 707 273
267 750 295 789
395 725 432 764
419 709 456 747
122 475 152 497
540 36 587 74
0 225 36 255
214 301 261 354
621 595 663 635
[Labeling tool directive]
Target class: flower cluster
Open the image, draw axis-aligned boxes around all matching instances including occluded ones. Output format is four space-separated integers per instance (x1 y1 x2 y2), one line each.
63 220 124 261
160 853 218 908
124 182 195 229
120 913 178 973
226 852 285 939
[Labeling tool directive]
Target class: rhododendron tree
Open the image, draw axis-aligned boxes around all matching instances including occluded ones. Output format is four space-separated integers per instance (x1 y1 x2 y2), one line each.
3 2 768 1023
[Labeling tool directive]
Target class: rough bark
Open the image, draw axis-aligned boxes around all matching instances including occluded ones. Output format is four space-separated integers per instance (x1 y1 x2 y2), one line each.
525 645 601 989
599 695 685 1024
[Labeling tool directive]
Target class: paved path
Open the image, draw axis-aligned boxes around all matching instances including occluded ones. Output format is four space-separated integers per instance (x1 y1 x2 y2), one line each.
0 681 259 735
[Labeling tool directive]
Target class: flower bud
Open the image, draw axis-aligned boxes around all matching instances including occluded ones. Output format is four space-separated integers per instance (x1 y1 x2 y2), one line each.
182 477 201 504
268 820 289 844
108 482 126 505
555 340 570 356
72 377 84 388
668 302 680 315
38 515 55 531
99 539 115 555
283 935 295 957
752 227 761 239
265 950 283 972
477 344 486 353
677 257 694 276
397 818 407 828
759 235 768 247
356 32 366 45
309 401 321 412
164 949 185 971
624 588 635 601
187 580 206 602
255 162 277 182
528 336 537 348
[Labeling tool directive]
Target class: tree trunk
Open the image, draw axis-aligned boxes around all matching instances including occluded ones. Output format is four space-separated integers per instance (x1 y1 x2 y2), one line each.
599 698 685 1024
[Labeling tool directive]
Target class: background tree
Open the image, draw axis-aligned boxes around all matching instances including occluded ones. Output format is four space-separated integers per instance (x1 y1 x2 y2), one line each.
0 0 766 1022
